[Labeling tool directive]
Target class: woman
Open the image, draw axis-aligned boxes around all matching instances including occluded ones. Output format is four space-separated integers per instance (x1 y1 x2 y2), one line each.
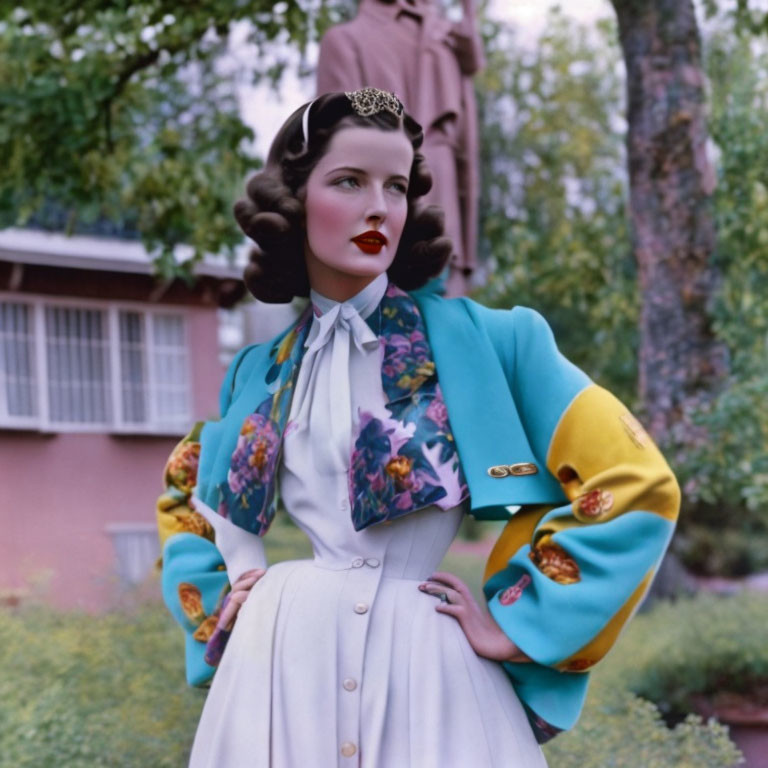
156 88 680 767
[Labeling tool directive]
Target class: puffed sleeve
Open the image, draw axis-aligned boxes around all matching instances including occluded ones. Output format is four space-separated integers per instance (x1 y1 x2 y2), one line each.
156 346 265 685
481 307 680 736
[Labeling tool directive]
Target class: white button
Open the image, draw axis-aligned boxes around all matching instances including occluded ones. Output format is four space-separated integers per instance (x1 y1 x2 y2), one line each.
354 602 369 614
365 557 380 568
343 678 357 691
340 742 357 757
351 557 364 568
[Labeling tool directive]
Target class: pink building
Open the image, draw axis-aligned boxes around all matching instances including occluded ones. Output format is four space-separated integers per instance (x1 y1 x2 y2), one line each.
0 228 244 610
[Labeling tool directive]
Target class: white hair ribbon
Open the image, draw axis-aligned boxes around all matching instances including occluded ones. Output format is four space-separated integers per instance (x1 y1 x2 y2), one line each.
301 99 316 147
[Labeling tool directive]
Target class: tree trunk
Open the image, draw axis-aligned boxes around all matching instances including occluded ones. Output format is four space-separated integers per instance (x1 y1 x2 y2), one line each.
610 0 727 449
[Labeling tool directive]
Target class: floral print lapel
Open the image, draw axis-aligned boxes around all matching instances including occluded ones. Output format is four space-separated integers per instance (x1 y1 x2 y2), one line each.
350 284 469 530
367 284 437 402
218 284 468 538
217 304 313 536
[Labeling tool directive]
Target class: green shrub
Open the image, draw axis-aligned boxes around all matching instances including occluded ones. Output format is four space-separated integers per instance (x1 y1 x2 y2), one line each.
0 603 201 768
602 591 768 723
540 592 760 768
544 688 740 768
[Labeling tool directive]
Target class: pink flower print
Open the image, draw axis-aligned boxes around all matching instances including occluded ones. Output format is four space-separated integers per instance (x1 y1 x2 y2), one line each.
425 396 449 430
421 442 465 509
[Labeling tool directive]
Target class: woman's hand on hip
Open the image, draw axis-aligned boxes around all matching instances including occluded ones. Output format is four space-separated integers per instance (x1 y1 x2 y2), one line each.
218 568 266 632
419 571 531 663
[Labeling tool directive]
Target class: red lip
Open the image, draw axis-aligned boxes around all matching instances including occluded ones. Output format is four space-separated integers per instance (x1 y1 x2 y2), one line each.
352 230 388 254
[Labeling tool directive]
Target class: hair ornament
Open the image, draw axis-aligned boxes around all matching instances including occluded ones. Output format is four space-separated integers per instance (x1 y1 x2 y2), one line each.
345 87 404 119
301 98 316 147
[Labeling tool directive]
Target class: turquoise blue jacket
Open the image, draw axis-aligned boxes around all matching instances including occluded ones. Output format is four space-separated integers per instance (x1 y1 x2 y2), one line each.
157 287 679 742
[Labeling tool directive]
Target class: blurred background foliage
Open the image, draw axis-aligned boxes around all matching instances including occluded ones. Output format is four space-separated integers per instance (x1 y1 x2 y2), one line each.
474 10 636 405
0 0 355 279
473 7 768 577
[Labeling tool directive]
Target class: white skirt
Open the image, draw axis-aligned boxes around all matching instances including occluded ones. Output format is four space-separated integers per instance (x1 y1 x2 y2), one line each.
189 557 547 768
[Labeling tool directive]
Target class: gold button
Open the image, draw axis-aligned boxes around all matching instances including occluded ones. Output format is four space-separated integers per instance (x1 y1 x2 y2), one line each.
487 465 510 478
354 602 369 614
508 462 538 476
343 678 357 691
340 742 357 757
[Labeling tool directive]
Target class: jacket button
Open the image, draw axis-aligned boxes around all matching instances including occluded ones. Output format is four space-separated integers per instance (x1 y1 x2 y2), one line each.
354 602 369 614
487 465 510 478
351 557 364 568
343 678 358 691
508 462 538 476
340 742 357 757
365 557 381 568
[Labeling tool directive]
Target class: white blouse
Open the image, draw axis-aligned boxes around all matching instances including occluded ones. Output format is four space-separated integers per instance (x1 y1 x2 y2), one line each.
193 273 391 582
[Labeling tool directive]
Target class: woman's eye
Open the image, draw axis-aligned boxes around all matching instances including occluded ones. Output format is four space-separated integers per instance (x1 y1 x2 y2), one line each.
334 177 359 189
389 182 408 195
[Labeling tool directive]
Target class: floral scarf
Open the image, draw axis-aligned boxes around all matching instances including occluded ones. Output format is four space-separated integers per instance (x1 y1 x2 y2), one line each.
218 284 468 535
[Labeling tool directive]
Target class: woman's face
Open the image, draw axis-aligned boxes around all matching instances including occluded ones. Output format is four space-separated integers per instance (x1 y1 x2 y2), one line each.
303 124 414 302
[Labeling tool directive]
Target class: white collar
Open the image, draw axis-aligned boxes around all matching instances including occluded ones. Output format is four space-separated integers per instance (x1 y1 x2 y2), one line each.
310 272 389 321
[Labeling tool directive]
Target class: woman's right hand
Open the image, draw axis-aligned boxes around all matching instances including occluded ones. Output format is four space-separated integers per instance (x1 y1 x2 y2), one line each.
217 568 266 632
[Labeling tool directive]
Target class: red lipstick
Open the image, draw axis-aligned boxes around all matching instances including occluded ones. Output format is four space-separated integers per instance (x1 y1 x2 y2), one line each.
352 230 388 255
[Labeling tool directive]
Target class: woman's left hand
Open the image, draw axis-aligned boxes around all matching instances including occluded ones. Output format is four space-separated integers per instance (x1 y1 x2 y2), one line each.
419 571 532 663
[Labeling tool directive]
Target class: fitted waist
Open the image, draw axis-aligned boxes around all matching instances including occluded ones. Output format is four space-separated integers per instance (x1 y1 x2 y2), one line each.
287 556 436 582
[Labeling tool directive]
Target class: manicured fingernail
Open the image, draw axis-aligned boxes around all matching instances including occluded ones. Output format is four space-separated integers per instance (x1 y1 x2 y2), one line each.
418 584 426 591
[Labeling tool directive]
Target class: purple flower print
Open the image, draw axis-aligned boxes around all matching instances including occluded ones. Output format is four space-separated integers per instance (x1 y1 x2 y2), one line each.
227 413 280 494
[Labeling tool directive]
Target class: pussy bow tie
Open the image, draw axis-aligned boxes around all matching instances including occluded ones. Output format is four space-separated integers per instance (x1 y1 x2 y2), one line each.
298 302 379 473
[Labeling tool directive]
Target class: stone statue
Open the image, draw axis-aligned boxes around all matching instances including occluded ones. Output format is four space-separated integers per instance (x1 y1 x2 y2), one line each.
316 0 484 296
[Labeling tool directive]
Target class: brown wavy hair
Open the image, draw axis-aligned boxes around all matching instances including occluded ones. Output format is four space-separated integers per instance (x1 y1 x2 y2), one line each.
233 91 452 303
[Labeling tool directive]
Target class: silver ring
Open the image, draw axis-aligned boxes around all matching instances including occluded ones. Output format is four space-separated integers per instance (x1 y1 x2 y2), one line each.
438 592 449 604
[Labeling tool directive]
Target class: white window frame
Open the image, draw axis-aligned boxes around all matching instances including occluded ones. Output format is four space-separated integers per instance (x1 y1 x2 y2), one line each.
0 292 193 435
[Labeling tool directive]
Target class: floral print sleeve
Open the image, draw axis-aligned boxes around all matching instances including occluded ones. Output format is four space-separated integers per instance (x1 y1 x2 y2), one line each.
156 425 232 686
156 424 214 547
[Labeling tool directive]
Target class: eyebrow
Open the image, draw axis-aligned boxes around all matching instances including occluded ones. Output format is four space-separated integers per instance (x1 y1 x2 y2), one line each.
325 166 410 183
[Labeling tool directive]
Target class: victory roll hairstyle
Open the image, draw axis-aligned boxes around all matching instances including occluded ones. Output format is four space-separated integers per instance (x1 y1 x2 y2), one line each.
234 90 452 303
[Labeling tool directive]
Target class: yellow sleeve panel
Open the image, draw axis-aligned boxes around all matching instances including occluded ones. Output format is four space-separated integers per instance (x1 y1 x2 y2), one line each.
547 385 680 525
483 506 551 584
156 423 214 551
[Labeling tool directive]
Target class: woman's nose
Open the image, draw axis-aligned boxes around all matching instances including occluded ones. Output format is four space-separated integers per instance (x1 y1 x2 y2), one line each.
365 186 387 223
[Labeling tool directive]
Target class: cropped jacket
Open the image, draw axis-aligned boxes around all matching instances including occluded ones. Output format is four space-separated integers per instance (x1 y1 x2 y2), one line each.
156 286 680 741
